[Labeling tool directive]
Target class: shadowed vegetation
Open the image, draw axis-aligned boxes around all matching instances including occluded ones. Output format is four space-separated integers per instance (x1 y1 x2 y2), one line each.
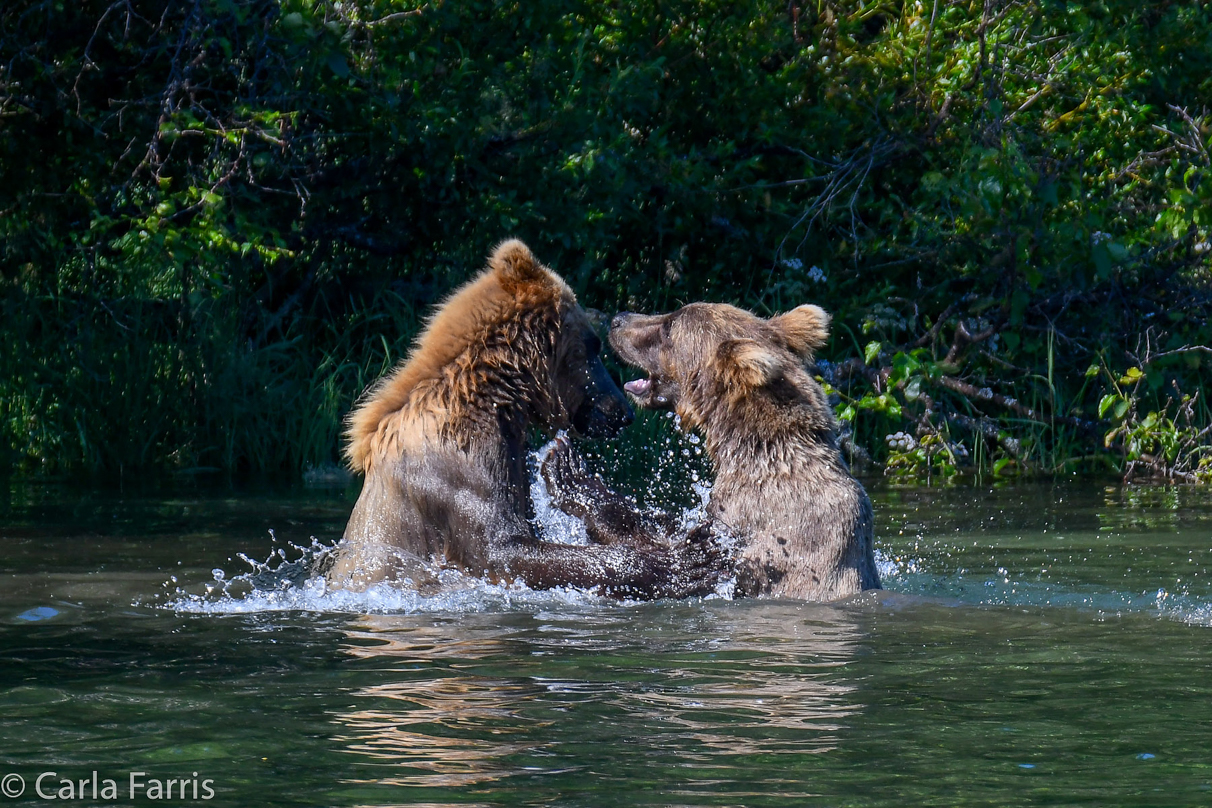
1 0 1210 480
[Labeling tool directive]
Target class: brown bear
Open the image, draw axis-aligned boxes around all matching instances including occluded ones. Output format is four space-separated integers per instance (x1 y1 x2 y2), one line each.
326 240 720 598
593 301 881 601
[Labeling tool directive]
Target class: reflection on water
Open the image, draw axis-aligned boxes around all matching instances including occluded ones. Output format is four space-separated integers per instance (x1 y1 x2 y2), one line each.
875 483 1212 625
337 619 540 788
331 605 866 792
338 678 540 788
626 616 860 757
343 617 514 661
5 481 1212 806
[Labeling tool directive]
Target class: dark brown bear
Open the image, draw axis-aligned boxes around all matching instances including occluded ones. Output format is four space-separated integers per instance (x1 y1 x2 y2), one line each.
327 240 718 598
604 302 881 601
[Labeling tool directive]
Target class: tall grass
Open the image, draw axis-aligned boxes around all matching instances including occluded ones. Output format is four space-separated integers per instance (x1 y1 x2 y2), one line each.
0 286 423 477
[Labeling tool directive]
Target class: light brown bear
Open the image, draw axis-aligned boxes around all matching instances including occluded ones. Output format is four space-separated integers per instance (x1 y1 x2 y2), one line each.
600 302 881 600
326 240 719 598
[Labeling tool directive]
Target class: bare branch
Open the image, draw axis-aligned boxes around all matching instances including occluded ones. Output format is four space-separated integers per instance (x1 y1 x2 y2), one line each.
362 6 428 27
936 375 1041 421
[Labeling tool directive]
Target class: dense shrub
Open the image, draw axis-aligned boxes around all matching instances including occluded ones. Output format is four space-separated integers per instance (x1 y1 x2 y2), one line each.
1 0 1209 478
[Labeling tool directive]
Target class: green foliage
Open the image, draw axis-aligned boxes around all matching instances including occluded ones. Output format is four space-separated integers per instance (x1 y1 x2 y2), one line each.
1097 364 1212 482
883 430 964 482
0 0 1210 478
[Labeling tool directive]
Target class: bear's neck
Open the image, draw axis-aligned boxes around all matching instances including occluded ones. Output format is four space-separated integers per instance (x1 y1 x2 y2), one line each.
435 341 560 509
434 322 561 443
706 422 844 483
698 394 850 513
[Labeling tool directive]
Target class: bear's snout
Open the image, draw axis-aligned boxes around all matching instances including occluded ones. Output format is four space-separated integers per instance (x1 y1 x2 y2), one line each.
572 389 634 438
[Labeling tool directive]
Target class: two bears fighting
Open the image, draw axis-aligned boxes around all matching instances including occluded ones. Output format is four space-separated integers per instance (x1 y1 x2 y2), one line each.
327 240 880 602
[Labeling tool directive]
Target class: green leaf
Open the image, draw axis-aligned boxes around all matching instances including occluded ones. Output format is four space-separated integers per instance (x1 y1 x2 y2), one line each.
1010 288 1029 325
1118 367 1144 385
881 396 902 420
1098 394 1119 419
1040 181 1058 206
891 351 922 382
864 341 882 366
1023 265 1044 289
856 394 881 411
1092 243 1112 280
326 52 350 78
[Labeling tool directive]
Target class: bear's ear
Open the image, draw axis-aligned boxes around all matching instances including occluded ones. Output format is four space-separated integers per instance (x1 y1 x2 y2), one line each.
489 239 551 294
770 304 830 357
717 338 782 391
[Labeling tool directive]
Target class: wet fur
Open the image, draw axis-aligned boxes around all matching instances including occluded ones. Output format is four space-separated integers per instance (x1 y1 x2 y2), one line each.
606 302 881 601
328 240 718 598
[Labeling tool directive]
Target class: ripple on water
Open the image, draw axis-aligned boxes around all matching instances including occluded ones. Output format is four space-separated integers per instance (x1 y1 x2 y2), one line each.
165 437 722 616
163 446 1212 630
166 558 613 615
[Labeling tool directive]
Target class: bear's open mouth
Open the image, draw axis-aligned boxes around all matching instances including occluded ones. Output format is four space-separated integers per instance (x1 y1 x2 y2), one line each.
621 374 676 410
623 377 652 396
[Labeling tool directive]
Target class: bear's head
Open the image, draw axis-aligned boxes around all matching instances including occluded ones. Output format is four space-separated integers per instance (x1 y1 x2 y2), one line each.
488 240 634 440
344 240 633 472
608 302 830 432
551 303 636 440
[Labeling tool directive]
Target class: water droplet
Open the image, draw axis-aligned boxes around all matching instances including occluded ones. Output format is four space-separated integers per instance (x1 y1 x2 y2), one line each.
15 606 59 622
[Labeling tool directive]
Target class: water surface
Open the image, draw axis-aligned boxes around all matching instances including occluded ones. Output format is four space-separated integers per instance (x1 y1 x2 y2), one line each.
2 479 1211 806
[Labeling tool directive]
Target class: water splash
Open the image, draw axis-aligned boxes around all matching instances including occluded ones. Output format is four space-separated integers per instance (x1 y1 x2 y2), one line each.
169 568 611 615
1152 586 1212 628
162 524 619 615
875 549 922 581
160 439 1212 627
529 432 590 546
165 437 722 615
875 547 1212 626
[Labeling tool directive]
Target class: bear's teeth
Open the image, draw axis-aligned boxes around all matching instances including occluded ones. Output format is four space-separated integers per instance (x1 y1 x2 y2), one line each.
624 378 652 396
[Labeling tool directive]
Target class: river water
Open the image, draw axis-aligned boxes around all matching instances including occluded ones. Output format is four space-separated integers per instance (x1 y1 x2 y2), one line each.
2 473 1211 806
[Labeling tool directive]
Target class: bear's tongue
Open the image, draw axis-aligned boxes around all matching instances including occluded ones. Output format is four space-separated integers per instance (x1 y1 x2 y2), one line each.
624 378 652 396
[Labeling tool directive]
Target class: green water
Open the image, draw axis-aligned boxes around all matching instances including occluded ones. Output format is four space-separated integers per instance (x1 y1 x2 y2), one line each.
2 480 1211 806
